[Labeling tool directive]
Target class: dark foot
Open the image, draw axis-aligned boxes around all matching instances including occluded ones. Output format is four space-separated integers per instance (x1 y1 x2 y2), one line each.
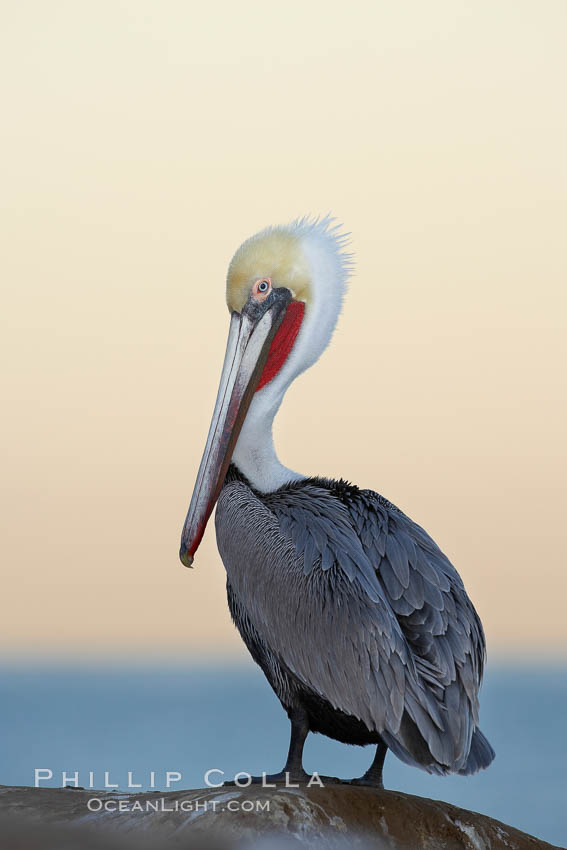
313 774 341 785
349 742 387 788
348 774 384 788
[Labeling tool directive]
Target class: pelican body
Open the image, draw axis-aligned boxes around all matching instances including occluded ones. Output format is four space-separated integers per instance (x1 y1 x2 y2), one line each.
180 218 494 785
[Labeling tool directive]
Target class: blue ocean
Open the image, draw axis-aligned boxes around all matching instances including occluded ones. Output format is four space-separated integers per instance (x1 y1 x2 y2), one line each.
0 662 565 846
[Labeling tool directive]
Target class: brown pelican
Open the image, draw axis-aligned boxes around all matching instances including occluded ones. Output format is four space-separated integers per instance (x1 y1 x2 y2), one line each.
180 217 494 787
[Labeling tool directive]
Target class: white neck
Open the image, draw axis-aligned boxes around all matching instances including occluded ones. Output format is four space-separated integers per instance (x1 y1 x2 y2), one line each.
232 216 351 493
232 399 303 493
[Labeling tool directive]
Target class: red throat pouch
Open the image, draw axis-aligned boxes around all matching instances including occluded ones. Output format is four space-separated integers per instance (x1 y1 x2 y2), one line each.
256 301 305 391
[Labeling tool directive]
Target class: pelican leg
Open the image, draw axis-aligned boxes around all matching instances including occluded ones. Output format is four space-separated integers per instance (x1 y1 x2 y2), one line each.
224 706 310 786
278 705 310 781
350 742 387 788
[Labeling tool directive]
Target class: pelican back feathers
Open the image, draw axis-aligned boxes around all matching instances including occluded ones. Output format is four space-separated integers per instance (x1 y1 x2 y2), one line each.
216 465 494 776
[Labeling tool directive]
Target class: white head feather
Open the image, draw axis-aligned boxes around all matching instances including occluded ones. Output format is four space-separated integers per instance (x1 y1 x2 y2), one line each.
229 216 352 492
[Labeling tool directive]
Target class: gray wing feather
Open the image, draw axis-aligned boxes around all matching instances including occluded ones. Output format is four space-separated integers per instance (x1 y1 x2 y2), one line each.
350 488 489 770
216 478 492 775
217 482 413 736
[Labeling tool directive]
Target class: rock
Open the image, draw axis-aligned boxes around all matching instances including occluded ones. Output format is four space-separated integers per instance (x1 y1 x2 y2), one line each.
0 784 562 849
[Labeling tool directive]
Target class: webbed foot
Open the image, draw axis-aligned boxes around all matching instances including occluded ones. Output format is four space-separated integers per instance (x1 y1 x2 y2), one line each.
348 775 384 788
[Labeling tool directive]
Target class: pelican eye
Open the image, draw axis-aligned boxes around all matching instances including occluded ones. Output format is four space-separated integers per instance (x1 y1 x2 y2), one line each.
252 278 272 302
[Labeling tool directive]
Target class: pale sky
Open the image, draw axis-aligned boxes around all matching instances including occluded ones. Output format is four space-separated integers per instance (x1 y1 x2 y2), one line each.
1 0 566 661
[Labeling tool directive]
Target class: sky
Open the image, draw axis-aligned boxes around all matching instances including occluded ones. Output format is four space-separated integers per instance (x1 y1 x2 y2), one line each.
1 0 566 662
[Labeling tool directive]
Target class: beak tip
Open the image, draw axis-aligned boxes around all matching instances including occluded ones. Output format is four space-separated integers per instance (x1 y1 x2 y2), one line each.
179 548 194 568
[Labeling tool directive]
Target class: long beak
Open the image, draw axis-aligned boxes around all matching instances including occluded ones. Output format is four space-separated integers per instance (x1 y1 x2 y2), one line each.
180 299 288 567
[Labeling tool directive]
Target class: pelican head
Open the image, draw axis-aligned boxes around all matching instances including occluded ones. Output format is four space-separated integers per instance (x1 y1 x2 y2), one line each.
180 216 351 567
